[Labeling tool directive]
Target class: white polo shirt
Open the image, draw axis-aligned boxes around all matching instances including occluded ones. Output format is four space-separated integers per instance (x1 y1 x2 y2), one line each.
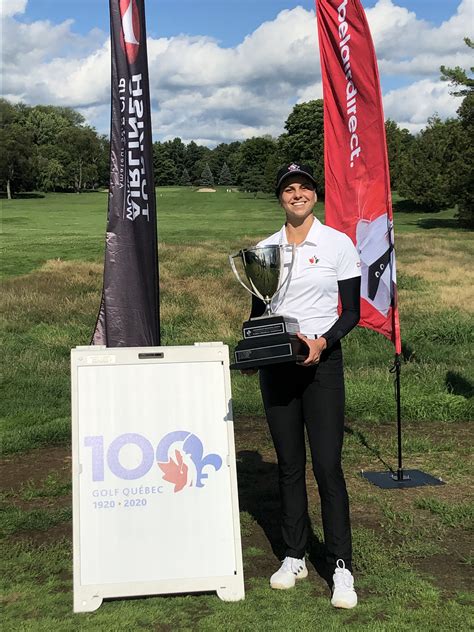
257 217 361 337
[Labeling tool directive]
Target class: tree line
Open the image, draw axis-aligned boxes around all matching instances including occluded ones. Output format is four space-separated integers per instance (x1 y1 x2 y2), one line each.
1 42 472 226
0 101 109 199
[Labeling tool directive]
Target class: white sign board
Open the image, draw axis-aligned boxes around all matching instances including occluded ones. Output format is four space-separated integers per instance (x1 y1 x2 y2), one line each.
72 343 244 612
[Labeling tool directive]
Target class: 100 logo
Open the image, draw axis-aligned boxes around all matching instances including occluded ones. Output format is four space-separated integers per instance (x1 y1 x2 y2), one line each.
84 431 223 486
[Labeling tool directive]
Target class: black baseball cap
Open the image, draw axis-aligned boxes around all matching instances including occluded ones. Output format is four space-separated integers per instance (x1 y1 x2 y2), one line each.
275 163 317 197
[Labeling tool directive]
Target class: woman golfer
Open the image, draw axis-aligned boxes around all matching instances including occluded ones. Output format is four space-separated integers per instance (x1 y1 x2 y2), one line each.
244 162 361 609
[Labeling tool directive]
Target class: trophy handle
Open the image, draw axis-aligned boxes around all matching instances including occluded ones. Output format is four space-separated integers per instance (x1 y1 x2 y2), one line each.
273 244 296 298
229 253 266 303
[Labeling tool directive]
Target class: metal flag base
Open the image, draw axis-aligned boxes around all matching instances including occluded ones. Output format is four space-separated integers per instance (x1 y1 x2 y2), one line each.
361 468 445 489
359 355 446 490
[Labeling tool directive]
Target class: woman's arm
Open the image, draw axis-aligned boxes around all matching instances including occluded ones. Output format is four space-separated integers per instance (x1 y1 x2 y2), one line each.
297 276 360 365
320 276 361 348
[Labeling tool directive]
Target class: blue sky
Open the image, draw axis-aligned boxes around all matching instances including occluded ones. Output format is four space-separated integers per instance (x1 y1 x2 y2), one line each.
18 0 463 44
3 1 472 144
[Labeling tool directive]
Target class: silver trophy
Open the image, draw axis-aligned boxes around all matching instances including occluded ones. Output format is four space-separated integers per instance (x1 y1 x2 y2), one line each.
229 245 294 315
229 245 307 369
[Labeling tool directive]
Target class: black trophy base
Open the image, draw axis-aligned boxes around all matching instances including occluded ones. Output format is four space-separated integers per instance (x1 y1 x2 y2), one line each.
242 314 300 339
230 333 308 370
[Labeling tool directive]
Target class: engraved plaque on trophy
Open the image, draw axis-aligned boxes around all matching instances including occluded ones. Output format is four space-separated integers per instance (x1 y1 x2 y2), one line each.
229 245 308 369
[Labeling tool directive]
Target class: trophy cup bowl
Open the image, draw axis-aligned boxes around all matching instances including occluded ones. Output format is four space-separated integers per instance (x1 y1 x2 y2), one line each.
240 247 282 314
229 245 308 369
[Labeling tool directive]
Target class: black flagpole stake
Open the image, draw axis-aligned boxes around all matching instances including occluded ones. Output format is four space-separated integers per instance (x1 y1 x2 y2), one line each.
360 354 445 489
393 354 409 481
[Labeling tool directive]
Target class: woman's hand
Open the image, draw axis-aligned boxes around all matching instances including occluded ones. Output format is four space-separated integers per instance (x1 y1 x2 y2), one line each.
296 333 327 366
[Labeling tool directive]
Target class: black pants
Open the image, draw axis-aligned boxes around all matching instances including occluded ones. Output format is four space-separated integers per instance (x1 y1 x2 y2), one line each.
259 342 352 572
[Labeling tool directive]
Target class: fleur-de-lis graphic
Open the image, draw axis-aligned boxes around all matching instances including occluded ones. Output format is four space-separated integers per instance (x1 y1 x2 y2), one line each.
156 431 222 493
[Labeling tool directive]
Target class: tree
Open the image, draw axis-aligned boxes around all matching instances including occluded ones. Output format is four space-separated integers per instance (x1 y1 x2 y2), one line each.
23 104 97 191
240 167 267 196
164 137 186 176
279 100 325 195
179 167 192 186
200 163 215 187
233 136 277 188
96 134 110 189
156 159 178 186
439 37 473 227
440 37 474 97
57 125 102 192
24 105 85 146
218 162 233 186
384 120 414 190
453 98 474 227
263 152 284 194
224 142 244 187
0 100 36 198
209 141 241 178
185 141 211 184
0 100 109 195
36 152 65 191
398 116 463 211
153 142 179 186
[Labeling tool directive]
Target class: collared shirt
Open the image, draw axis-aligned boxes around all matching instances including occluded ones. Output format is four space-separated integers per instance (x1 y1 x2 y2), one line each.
257 217 361 337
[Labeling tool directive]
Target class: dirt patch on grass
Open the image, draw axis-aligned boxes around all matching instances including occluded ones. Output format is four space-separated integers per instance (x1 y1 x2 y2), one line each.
1 419 472 597
413 529 473 597
8 521 72 547
0 445 71 493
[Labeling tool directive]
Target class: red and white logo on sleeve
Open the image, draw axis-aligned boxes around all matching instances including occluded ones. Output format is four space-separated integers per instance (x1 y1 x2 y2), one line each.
119 0 140 64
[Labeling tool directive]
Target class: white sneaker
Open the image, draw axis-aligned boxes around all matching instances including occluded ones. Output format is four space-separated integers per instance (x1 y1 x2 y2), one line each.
270 556 308 590
331 559 357 608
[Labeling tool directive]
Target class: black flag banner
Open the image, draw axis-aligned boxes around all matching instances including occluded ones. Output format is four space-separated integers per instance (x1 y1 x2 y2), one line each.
92 0 160 346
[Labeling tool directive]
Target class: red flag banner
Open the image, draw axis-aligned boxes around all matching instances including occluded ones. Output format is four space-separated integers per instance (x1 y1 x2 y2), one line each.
92 0 160 347
315 0 401 353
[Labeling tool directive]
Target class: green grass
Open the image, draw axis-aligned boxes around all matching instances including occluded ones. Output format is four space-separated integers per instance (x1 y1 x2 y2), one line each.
0 188 464 279
1 425 473 631
0 529 471 631
416 498 474 530
1 190 473 456
1 189 288 278
0 187 474 632
1 189 473 628
3 546 468 632
3 473 72 501
0 504 72 538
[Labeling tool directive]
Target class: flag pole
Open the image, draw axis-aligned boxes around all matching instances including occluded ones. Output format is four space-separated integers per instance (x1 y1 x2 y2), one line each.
361 222 442 488
359 297 444 488
388 223 409 483
91 0 160 348
363 343 444 488
390 352 407 482
314 0 444 489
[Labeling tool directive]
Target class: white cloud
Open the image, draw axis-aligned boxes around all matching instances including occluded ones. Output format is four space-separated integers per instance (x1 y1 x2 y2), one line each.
0 0 27 18
1 1 472 144
367 0 473 75
383 79 461 132
1 8 107 103
296 81 324 105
